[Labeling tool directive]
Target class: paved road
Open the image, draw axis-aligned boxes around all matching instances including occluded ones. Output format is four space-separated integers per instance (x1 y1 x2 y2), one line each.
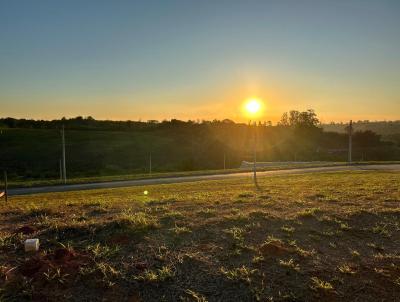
8 164 400 196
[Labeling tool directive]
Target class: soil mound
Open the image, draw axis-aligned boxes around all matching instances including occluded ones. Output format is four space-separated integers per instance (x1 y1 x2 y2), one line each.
259 240 292 257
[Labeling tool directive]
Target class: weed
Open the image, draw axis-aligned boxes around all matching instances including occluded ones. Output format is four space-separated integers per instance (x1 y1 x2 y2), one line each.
322 230 335 236
224 212 248 222
184 289 208 302
374 253 400 260
252 255 264 263
85 200 110 210
197 208 216 217
297 207 321 218
265 235 283 244
119 210 159 230
281 226 295 233
139 270 158 282
338 264 356 274
310 277 334 291
43 268 69 284
170 225 192 235
36 213 58 228
279 258 300 271
225 227 245 242
220 266 257 284
163 210 184 219
374 268 391 277
154 245 169 261
25 207 53 218
0 233 23 250
135 266 174 282
86 243 120 259
79 261 119 288
294 246 316 258
339 222 351 231
367 242 384 252
372 223 391 237
158 266 175 281
351 250 360 258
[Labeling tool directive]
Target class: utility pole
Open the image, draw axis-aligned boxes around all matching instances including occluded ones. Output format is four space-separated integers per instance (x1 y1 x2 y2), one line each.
348 120 353 164
149 153 152 175
61 125 67 184
252 122 259 189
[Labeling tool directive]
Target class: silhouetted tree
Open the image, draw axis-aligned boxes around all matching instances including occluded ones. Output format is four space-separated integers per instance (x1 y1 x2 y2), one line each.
278 110 320 128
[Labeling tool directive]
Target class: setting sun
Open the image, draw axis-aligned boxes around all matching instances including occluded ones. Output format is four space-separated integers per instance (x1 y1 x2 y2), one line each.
244 98 263 117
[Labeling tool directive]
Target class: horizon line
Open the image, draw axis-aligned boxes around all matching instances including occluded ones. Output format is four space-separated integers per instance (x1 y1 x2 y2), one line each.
1 115 399 125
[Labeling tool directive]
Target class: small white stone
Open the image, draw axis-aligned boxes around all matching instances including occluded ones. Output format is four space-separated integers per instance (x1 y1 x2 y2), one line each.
24 238 39 252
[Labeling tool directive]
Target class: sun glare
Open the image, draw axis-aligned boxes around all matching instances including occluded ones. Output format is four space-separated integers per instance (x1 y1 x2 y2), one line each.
244 98 263 116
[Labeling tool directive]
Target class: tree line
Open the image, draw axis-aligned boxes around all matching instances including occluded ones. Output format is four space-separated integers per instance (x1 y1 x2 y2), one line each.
0 110 398 180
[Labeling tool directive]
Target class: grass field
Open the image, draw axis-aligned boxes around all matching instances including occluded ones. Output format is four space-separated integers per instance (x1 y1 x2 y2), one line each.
7 161 400 189
6 161 350 189
2 126 399 183
0 171 399 301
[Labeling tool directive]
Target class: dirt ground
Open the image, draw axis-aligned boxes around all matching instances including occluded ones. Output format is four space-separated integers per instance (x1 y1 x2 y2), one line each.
1 171 399 301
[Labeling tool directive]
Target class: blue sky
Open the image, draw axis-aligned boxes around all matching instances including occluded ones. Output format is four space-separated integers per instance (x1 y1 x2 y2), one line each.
1 0 399 122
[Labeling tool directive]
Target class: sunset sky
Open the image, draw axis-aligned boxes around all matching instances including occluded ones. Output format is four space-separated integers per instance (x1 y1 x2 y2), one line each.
1 0 399 123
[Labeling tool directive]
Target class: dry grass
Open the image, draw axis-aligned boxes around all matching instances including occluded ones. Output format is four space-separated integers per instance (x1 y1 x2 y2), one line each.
0 170 399 301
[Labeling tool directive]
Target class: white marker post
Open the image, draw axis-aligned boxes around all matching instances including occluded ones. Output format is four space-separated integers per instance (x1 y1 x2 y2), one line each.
25 239 40 252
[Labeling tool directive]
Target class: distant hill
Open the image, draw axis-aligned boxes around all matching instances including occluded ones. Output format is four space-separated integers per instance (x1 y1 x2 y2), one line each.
322 120 400 135
322 121 400 145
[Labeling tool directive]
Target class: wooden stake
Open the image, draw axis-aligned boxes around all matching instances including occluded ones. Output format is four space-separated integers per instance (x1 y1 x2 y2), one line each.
4 171 8 202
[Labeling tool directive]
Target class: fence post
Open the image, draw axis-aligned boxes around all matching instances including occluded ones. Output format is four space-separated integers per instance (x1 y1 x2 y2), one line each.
4 171 7 202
